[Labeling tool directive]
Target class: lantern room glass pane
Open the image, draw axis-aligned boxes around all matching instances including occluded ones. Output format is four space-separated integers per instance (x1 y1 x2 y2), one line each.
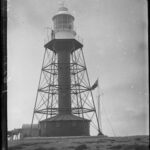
54 15 74 31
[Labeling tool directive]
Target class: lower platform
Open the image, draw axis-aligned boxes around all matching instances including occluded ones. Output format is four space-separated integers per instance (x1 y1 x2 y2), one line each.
39 114 90 136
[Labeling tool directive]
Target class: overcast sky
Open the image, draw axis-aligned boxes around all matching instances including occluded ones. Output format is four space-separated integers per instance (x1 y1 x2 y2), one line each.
8 0 148 136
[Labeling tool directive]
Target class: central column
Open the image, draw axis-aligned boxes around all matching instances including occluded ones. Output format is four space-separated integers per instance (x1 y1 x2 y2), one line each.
57 41 71 114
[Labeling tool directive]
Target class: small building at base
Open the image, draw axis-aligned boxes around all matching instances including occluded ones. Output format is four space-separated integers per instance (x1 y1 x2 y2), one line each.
21 124 39 139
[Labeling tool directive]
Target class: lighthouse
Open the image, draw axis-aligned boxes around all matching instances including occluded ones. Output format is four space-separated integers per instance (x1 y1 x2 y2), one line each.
31 3 102 136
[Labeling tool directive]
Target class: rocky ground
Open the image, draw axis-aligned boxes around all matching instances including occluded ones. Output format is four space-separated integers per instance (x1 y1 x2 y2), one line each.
8 135 149 150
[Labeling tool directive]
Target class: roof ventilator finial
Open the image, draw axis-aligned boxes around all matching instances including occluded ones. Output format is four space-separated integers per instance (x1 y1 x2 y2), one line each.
59 0 65 7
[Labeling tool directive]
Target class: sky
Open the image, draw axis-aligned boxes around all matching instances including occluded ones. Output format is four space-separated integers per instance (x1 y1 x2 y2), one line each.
8 0 148 136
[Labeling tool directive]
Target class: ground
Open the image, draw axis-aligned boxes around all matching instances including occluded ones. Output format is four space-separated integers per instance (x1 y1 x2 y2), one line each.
8 135 149 150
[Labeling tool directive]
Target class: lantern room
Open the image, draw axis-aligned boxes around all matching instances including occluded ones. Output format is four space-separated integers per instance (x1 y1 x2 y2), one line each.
52 5 76 39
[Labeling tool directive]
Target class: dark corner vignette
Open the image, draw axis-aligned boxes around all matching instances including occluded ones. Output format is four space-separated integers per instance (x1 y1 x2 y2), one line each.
0 0 7 150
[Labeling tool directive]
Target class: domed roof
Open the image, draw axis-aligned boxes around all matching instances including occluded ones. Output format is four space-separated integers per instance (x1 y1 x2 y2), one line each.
58 6 68 12
52 5 74 20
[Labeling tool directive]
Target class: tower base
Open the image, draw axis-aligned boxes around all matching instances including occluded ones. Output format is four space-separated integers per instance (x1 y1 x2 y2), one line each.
39 114 90 136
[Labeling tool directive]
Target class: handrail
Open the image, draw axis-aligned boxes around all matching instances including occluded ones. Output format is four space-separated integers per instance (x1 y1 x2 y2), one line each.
44 27 83 45
75 34 83 44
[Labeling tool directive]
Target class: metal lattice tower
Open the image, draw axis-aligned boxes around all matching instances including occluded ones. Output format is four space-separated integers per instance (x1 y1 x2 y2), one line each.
31 4 103 136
